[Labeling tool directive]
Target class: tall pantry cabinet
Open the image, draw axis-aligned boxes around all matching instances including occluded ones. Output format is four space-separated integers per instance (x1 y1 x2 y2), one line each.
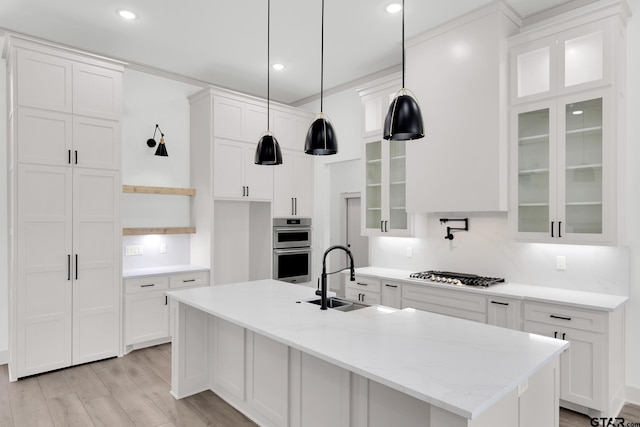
5 36 124 380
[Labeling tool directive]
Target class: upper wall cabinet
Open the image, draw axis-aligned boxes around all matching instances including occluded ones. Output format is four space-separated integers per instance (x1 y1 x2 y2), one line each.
510 17 615 105
508 2 629 245
404 4 519 213
359 80 413 237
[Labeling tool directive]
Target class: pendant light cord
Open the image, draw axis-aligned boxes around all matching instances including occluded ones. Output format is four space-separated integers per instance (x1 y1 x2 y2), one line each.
320 0 324 113
267 0 271 130
402 0 405 88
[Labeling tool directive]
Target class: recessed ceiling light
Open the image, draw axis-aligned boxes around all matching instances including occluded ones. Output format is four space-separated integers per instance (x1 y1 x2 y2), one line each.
117 10 137 20
386 3 402 14
272 63 285 71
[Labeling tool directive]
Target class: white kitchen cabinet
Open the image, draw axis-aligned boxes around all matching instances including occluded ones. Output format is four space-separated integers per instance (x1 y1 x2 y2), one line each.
523 301 625 417
213 138 273 200
381 280 402 309
273 150 314 217
487 297 521 330
510 18 615 105
272 110 311 151
404 5 518 213
359 81 412 236
510 89 618 244
402 284 487 323
124 269 209 352
346 275 382 305
213 96 267 143
6 35 124 380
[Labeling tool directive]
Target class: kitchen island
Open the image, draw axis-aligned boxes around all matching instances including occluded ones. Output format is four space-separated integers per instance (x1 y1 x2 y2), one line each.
167 279 568 427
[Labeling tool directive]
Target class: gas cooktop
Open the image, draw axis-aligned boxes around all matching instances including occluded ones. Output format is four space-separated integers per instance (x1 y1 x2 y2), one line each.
408 271 505 287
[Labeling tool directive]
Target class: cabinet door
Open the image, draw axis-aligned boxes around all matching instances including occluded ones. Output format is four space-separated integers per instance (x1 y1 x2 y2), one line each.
523 321 604 410
487 298 521 330
510 101 558 242
125 290 169 345
16 164 73 377
245 104 268 144
17 108 72 166
292 152 314 216
73 63 122 120
73 116 120 170
16 48 72 113
244 145 273 200
214 97 244 140
72 168 120 364
387 140 409 234
273 151 295 216
381 282 402 309
273 111 295 150
345 288 380 305
510 37 556 104
557 91 612 244
213 139 244 198
363 140 384 235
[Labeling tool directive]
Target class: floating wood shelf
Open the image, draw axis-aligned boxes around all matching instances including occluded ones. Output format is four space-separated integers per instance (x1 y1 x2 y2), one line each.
123 227 196 236
122 185 196 196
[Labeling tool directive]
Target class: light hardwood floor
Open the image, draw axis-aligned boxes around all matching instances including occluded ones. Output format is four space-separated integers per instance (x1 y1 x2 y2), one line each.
1 344 639 426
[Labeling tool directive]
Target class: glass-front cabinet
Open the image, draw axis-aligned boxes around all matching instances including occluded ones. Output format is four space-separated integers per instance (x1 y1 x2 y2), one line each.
511 90 614 244
363 138 410 236
510 20 611 104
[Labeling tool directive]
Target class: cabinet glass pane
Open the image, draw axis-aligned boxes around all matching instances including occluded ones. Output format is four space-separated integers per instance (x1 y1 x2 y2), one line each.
565 32 603 88
518 109 550 232
517 47 550 98
565 98 603 234
389 140 407 231
366 141 382 229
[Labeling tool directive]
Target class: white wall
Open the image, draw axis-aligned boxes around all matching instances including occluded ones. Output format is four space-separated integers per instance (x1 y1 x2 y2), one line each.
0 35 8 362
120 69 202 270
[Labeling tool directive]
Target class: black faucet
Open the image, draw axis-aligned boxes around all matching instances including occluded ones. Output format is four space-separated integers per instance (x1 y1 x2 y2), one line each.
317 245 356 310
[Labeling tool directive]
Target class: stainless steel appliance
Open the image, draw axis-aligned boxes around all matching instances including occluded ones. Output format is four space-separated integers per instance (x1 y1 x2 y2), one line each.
273 218 312 283
408 271 505 287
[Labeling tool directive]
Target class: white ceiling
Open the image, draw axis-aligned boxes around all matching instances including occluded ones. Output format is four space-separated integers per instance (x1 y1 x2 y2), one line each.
0 0 596 104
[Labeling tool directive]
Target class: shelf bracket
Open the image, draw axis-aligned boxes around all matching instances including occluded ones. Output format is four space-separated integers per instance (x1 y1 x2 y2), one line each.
439 218 469 240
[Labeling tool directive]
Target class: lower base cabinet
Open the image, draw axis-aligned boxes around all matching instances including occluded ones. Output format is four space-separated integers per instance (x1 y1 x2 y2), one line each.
124 269 209 353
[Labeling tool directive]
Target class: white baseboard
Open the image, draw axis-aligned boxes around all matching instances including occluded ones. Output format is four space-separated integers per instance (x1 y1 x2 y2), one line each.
626 386 640 406
0 349 8 366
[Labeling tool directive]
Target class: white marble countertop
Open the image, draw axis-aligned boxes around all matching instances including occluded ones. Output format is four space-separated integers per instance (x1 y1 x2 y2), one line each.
123 264 209 279
351 266 628 311
167 279 568 420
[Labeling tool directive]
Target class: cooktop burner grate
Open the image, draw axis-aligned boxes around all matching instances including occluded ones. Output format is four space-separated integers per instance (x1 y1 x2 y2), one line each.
409 270 505 287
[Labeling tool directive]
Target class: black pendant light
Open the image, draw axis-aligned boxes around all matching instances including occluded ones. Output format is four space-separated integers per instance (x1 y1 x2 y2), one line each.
255 0 283 165
304 0 338 155
383 0 424 141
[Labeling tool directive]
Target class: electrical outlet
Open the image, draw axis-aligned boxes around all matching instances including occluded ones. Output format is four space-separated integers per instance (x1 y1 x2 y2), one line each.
125 245 144 256
406 247 413 258
556 256 566 270
518 379 528 396
160 243 167 254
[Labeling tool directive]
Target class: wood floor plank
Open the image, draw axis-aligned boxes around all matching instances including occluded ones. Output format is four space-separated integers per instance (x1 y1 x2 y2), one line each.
7 377 50 417
91 359 169 427
130 347 172 385
619 403 640 422
46 393 94 427
11 407 54 427
0 420 15 427
117 354 208 427
83 395 134 427
64 364 110 402
0 366 12 423
37 370 74 399
186 390 256 427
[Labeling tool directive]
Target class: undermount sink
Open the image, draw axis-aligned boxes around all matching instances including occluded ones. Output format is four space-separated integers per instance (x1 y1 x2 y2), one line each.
305 297 369 312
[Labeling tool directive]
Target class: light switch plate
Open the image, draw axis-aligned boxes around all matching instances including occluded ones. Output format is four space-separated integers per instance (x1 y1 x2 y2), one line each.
556 256 566 270
160 243 167 254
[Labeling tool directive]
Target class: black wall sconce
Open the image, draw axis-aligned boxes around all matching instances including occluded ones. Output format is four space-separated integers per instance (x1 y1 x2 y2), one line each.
440 218 468 240
146 124 168 157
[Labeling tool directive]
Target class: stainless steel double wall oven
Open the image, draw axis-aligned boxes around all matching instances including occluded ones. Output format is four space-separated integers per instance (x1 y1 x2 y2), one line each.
273 218 312 283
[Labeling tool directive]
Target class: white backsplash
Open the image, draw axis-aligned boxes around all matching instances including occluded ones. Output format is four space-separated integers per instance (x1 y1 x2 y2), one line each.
370 212 629 297
122 234 191 270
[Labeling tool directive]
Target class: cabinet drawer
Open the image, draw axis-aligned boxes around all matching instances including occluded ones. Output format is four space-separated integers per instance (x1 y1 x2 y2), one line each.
125 276 169 294
348 275 381 293
170 271 209 289
524 302 604 333
402 284 487 313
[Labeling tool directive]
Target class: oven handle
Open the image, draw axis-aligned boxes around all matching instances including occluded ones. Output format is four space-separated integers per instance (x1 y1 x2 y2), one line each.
274 227 312 233
273 248 312 255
